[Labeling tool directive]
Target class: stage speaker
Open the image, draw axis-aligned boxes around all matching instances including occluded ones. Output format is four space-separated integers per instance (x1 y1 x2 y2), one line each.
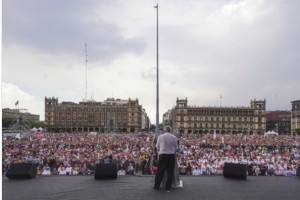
223 163 247 180
297 167 300 178
6 163 37 179
94 163 117 179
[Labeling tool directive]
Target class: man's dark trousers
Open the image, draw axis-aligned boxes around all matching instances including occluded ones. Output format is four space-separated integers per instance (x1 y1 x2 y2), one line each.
154 154 175 190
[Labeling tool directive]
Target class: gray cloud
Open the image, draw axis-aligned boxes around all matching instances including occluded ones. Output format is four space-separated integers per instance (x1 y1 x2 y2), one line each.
3 0 146 65
2 0 300 122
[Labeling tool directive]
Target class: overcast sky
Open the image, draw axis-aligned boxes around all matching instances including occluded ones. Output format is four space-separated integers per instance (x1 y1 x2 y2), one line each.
2 0 300 123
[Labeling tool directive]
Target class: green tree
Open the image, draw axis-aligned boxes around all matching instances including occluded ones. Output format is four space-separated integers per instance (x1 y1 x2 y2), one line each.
149 124 156 132
2 117 17 128
26 120 45 129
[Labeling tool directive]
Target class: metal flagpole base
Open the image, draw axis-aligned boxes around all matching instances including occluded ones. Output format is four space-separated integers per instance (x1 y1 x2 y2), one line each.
173 180 183 188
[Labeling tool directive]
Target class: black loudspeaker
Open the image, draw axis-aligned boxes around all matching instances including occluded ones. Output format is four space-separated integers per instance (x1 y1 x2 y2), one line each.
94 163 117 179
6 163 37 179
223 162 247 180
297 167 300 178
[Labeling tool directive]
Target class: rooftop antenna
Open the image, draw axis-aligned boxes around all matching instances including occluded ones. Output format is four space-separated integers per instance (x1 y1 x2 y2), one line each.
84 42 88 101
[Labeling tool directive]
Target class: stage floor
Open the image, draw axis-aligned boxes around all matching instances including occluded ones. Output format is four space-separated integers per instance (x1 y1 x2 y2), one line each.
2 175 300 200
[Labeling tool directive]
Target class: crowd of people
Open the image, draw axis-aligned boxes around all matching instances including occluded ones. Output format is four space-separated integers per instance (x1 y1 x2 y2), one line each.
177 134 300 177
2 132 300 177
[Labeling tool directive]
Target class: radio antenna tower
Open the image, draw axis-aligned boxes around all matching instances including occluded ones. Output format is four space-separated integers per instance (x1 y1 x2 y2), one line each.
84 42 88 101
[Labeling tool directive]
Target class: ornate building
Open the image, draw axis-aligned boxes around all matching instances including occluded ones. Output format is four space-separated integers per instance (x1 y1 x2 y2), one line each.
2 108 40 121
266 111 291 134
291 100 300 135
163 98 266 135
45 97 150 133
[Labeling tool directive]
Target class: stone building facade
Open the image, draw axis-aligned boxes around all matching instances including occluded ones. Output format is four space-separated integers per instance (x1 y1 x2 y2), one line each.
45 97 150 133
266 111 291 134
163 98 266 135
2 108 40 121
291 100 300 134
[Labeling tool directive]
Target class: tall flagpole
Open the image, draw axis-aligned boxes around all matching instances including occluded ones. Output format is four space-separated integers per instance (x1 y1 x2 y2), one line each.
155 4 159 139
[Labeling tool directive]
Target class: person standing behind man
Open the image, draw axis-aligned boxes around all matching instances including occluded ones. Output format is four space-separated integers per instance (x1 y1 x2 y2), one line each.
153 126 178 192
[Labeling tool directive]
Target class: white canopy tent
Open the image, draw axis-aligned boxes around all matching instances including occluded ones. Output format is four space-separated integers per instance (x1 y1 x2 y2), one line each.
30 127 37 132
264 130 278 136
30 127 44 132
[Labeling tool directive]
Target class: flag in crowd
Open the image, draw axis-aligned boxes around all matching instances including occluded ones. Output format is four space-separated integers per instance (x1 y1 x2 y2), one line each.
213 130 216 140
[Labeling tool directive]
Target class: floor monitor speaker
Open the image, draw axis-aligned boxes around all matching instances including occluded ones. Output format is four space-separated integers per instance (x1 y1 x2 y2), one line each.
223 162 247 180
6 163 37 179
94 163 117 179
297 167 300 178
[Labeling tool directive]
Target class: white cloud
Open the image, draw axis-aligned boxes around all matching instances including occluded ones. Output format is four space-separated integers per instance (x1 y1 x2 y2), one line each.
211 0 266 21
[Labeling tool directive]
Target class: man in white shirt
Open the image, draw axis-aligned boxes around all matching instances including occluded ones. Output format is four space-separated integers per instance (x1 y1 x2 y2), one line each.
153 126 177 192
65 165 72 175
117 168 126 176
192 167 201 176
42 165 51 175
58 165 66 175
